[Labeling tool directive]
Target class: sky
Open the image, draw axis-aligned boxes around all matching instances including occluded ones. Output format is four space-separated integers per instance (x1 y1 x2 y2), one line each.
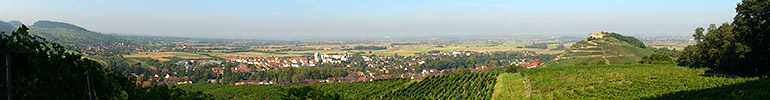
0 0 740 39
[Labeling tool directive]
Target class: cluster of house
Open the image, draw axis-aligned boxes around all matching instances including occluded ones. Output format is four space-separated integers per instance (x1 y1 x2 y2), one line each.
313 52 349 64
132 73 193 86
209 64 254 73
514 59 544 68
231 69 443 85
227 57 318 68
429 51 475 56
175 60 222 69
225 52 350 69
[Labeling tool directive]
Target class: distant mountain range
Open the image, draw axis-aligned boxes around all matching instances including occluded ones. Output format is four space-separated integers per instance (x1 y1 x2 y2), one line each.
0 20 16 33
8 20 23 27
548 31 655 66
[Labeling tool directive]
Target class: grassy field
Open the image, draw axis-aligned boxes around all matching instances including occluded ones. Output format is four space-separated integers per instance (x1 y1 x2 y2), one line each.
281 44 565 57
645 41 692 50
123 52 210 61
492 73 529 100
137 40 569 58
518 64 769 99
208 52 302 58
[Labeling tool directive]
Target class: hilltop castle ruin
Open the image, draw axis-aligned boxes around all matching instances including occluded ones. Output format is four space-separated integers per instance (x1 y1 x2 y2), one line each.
589 30 604 39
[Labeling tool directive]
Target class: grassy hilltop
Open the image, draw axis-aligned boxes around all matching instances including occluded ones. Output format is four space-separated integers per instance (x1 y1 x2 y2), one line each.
548 31 654 66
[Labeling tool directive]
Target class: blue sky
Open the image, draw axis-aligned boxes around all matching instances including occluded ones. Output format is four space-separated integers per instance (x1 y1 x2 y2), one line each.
0 0 740 39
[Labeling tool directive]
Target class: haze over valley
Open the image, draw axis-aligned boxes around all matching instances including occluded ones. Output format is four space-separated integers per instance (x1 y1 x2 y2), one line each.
2 0 768 99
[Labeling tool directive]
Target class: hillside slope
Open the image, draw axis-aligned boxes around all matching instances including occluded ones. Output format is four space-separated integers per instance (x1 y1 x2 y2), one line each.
178 72 499 100
517 64 769 99
26 20 131 55
8 20 23 27
0 20 16 33
31 20 90 31
28 20 125 42
548 31 654 66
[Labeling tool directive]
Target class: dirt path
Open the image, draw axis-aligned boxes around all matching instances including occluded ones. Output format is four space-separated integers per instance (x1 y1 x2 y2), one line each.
492 73 531 100
598 42 610 64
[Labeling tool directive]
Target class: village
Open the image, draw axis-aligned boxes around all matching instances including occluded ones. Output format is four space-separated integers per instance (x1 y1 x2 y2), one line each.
127 50 551 86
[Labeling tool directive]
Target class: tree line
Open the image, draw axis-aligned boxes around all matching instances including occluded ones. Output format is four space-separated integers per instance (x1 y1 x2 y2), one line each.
678 0 769 76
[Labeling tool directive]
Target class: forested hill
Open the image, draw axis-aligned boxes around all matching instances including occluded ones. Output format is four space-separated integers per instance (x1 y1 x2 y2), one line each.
548 31 655 66
25 20 132 55
31 20 91 31
0 20 15 33
28 20 127 43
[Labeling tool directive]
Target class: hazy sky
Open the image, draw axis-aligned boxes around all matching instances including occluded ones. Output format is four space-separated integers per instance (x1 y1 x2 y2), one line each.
0 0 740 39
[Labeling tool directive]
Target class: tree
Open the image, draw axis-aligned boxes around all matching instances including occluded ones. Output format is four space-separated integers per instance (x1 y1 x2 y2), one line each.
639 53 674 64
0 25 213 99
693 27 705 41
678 23 741 72
678 0 770 76
733 0 770 75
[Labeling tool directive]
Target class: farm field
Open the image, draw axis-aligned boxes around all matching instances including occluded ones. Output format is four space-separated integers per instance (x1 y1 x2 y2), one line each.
518 64 770 99
128 40 569 61
281 43 565 57
645 41 692 50
207 52 302 58
193 41 568 58
123 52 210 61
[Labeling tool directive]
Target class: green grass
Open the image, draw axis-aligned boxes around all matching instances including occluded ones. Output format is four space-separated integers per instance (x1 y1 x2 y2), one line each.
547 57 604 66
520 64 768 99
607 56 638 64
492 73 530 100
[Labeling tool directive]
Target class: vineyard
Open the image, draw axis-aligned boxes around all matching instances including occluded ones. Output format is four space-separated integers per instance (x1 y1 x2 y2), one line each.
177 71 500 99
177 64 770 100
177 79 411 99
378 71 499 100
519 64 770 99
